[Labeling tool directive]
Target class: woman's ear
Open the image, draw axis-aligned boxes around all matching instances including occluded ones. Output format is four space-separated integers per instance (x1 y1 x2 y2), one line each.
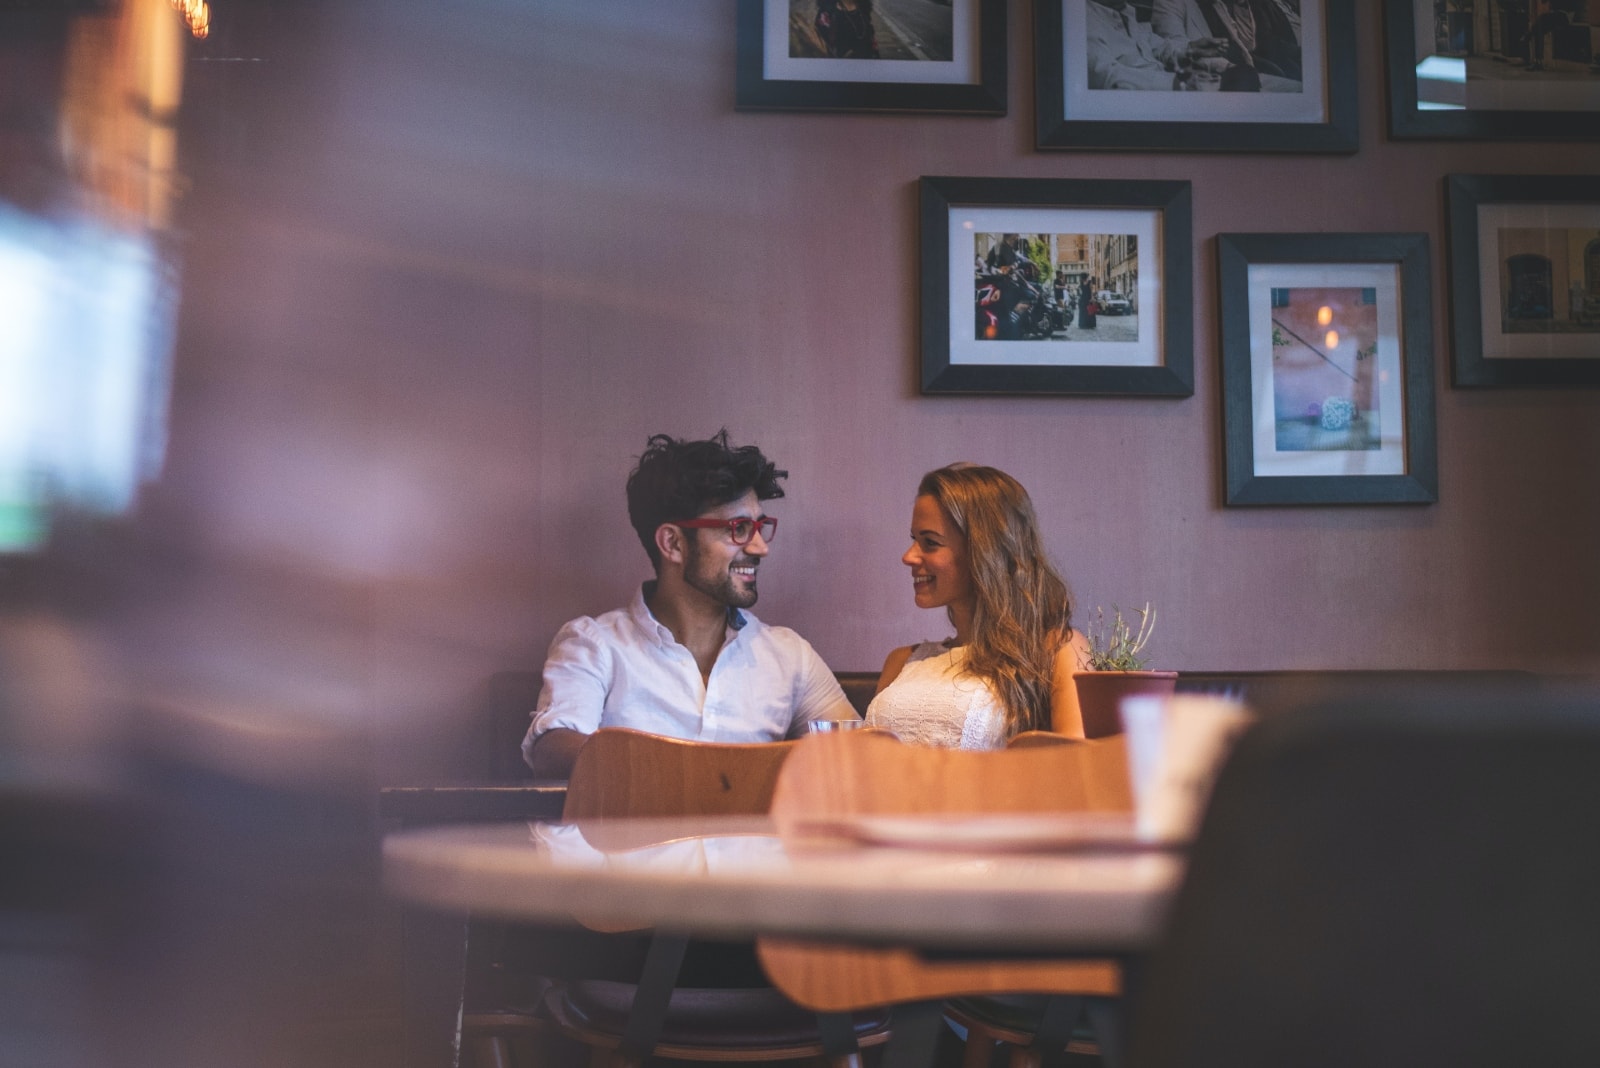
655 523 685 566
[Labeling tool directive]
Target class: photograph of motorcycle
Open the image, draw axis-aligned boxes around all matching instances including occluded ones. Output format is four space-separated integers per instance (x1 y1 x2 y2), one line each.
974 234 1069 341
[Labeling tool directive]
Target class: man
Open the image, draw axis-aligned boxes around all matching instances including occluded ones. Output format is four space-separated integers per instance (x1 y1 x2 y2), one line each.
1086 0 1234 90
521 430 857 778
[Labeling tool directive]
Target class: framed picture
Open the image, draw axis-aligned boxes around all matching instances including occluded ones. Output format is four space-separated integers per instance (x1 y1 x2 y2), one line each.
1446 174 1600 386
1385 0 1600 140
1033 0 1358 152
1217 233 1437 506
735 0 1006 114
920 176 1193 396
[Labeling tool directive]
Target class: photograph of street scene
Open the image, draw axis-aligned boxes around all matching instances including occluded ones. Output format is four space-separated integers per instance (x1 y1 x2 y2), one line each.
788 0 954 61
1428 0 1600 93
1086 0 1303 92
1268 287 1381 452
1497 226 1600 333
975 232 1139 342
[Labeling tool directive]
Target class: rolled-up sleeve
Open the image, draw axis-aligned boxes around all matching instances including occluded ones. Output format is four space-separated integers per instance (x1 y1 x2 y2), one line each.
522 619 611 760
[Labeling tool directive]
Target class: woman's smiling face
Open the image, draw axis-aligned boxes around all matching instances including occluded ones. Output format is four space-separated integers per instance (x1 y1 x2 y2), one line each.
903 494 974 616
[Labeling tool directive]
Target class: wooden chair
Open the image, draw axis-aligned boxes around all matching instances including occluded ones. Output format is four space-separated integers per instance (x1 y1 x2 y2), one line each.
498 728 888 1068
1005 729 1082 749
561 727 797 819
759 731 1136 1068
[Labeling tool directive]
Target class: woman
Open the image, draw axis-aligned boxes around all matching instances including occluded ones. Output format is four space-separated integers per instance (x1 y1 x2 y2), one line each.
865 464 1090 748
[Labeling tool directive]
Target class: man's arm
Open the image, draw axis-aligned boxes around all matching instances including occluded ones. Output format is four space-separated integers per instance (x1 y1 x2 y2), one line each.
520 618 610 774
787 641 860 736
526 727 589 780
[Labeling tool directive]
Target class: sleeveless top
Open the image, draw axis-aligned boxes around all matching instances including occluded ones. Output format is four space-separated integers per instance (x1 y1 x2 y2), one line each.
864 641 1008 750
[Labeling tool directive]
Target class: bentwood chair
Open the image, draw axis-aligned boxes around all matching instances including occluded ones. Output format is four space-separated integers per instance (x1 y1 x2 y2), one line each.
758 731 1137 1068
1128 691 1600 1068
476 728 888 1068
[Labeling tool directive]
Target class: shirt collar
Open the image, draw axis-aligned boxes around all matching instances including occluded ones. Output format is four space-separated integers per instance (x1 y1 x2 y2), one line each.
632 581 748 642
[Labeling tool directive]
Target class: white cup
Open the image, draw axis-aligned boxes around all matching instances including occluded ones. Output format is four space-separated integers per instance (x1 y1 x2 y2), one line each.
1121 694 1253 843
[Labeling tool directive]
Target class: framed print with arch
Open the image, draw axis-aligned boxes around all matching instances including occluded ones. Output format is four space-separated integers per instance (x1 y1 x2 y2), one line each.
1446 173 1600 387
1034 0 1358 152
1217 232 1438 506
735 0 1007 114
920 176 1193 397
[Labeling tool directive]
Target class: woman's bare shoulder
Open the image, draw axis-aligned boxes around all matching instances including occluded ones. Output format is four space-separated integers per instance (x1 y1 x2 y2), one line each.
875 644 918 693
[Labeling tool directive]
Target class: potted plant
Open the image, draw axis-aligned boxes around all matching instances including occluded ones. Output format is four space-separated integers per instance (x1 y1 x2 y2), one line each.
1070 603 1178 738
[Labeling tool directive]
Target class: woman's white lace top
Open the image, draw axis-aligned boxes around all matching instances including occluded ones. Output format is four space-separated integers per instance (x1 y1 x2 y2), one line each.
864 641 1008 750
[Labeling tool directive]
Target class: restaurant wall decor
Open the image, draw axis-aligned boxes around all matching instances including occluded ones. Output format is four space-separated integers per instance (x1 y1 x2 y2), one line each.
734 0 1007 114
920 176 1193 397
1385 0 1600 140
1033 0 1358 152
1445 173 1600 387
1216 232 1438 506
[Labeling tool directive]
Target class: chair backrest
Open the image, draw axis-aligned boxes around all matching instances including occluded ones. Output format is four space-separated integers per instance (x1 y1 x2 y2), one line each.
562 728 797 820
760 731 1132 1011
769 730 1133 827
1129 693 1600 1068
1006 729 1082 749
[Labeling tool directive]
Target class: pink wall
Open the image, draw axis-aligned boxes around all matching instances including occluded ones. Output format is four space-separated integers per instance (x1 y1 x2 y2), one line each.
148 0 1600 776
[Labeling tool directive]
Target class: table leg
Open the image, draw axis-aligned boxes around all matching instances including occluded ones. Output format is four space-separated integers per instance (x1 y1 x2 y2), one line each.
400 906 468 1068
881 1000 944 1068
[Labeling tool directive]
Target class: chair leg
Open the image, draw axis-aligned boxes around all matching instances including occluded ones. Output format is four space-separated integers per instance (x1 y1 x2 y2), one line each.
1084 998 1124 1068
881 1000 945 1068
589 1048 639 1068
1006 1048 1042 1068
469 1035 513 1068
962 1032 998 1068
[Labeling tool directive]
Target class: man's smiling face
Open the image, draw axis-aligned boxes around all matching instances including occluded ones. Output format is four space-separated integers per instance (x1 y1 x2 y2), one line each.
681 489 770 609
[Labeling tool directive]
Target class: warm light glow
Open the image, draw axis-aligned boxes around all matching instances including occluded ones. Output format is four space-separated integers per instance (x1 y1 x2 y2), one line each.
170 0 210 39
1324 330 1339 349
1316 305 1333 326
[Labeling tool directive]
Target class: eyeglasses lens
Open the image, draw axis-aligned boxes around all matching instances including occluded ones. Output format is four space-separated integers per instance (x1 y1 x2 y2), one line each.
730 517 776 545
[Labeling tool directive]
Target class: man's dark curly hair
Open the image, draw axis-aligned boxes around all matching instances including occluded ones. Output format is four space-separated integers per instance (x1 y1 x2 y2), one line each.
626 429 787 569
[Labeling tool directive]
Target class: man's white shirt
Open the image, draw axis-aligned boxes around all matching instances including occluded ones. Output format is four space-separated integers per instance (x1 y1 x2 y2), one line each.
521 584 855 767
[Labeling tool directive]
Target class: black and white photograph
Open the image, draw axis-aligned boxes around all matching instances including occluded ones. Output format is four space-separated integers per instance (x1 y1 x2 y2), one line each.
1387 0 1600 137
736 0 1007 113
921 176 1193 396
1446 174 1600 385
1035 0 1358 151
1218 232 1438 506
974 232 1140 343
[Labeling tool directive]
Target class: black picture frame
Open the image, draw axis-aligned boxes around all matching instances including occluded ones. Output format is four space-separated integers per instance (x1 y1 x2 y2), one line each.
735 0 1007 115
920 176 1193 397
1385 0 1600 140
1446 173 1600 387
1034 0 1358 152
1217 232 1437 506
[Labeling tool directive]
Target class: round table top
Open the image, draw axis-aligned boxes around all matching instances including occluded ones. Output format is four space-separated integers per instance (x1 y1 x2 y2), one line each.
383 814 1183 951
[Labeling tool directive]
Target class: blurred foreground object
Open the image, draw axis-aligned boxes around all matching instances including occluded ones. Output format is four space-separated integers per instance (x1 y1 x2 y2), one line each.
1131 688 1600 1068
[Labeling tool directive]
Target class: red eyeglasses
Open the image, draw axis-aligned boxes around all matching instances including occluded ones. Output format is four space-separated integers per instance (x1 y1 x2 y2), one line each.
670 516 778 545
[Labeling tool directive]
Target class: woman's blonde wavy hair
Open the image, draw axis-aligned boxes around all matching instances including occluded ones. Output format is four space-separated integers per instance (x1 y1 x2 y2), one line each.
917 463 1074 735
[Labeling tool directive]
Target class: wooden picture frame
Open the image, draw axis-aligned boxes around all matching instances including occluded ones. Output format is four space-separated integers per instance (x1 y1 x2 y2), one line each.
1217 232 1437 505
1385 0 1600 141
1446 173 1600 387
1034 0 1358 152
920 176 1193 396
735 0 1007 114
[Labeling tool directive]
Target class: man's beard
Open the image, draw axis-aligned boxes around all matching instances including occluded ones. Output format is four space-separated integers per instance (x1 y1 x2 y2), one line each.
684 539 759 609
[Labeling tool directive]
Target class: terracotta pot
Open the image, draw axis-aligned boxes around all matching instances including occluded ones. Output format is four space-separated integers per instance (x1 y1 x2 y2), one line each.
1071 670 1179 738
